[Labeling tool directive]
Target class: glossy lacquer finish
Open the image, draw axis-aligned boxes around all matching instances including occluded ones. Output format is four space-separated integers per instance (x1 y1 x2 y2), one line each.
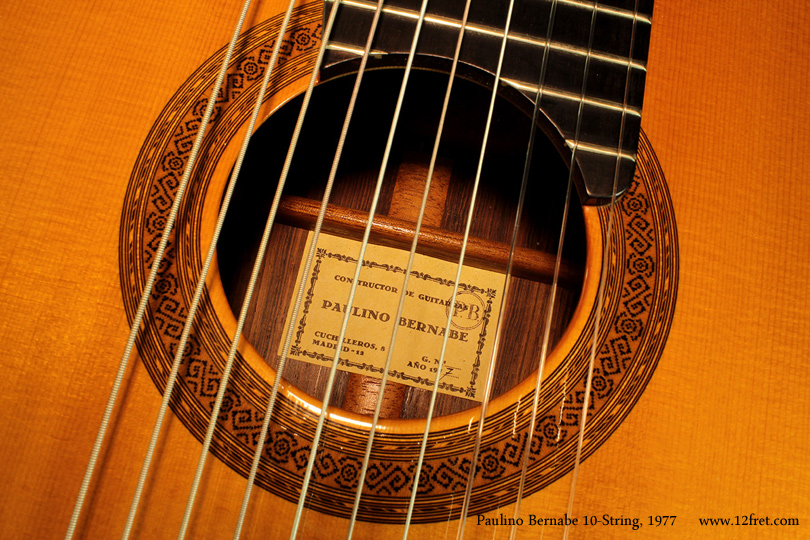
0 0 808 539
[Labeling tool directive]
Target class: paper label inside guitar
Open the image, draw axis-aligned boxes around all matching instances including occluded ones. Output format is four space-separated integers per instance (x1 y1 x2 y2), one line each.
280 232 505 400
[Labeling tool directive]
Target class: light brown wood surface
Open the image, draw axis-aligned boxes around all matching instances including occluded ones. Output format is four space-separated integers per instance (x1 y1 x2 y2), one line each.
0 0 808 538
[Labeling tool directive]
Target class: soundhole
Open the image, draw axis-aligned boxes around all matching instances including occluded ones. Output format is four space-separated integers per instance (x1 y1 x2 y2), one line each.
217 64 586 419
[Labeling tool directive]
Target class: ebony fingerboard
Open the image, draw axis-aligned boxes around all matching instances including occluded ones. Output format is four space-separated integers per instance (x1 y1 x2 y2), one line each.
323 0 654 204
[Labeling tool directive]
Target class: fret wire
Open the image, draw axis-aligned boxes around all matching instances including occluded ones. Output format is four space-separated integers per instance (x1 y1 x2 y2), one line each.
231 0 387 536
556 4 602 538
169 1 348 538
401 0 519 537
326 43 372 55
502 1 583 538
287 0 435 537
502 78 642 116
563 0 640 536
327 13 647 72
62 1 256 538
565 140 637 160
117 0 302 538
559 0 647 20
344 0 474 537
328 0 650 23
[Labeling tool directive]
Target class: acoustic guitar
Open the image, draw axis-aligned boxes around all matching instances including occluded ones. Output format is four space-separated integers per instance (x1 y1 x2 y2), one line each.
0 0 807 538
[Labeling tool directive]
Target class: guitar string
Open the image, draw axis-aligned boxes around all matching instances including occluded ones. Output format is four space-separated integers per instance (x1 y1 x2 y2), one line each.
563 1 639 537
116 0 302 537
231 0 389 537
344 0 473 537
105 1 636 538
60 1 645 538
507 1 599 538
163 1 636 534
400 0 519 537
153 3 631 538
62 1 256 537
454 2 561 540
170 2 348 539
284 0 435 536
254 0 436 540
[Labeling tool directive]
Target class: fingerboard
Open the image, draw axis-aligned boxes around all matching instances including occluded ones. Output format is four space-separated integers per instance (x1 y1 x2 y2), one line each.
323 0 654 203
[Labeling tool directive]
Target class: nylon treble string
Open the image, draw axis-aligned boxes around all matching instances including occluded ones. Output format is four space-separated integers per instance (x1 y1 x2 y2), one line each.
563 1 641 538
454 3 562 540
503 1 604 539
343 0 474 537
522 1 601 535
400 0 521 537
286 0 438 537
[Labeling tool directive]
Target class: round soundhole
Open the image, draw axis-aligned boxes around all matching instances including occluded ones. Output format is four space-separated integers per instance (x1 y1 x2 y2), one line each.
217 66 587 419
123 15 677 520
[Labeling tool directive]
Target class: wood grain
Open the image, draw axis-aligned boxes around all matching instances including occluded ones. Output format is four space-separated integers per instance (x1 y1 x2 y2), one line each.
0 0 808 539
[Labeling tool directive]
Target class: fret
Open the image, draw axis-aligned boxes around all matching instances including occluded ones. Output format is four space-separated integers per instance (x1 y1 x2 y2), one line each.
537 92 642 156
500 77 642 116
325 43 642 119
559 0 651 22
323 0 653 202
325 39 643 115
329 0 651 47
326 16 646 71
326 42 370 56
566 140 637 161
330 0 652 25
